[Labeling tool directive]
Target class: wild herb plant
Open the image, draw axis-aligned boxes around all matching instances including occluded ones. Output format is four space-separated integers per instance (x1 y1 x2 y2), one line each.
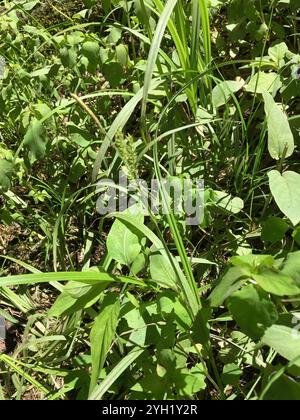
0 0 300 400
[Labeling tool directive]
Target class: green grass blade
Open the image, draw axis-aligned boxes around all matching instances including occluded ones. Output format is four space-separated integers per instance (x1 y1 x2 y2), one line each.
152 145 201 318
198 0 211 66
141 0 178 123
191 0 201 71
0 255 41 274
0 271 146 287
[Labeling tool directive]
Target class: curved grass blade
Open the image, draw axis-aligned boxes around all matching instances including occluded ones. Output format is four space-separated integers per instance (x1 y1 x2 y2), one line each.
0 354 50 396
0 271 146 287
198 0 211 66
0 255 41 274
141 0 178 123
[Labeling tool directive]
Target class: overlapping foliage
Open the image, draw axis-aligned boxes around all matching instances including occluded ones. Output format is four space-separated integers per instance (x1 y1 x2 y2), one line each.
0 0 300 400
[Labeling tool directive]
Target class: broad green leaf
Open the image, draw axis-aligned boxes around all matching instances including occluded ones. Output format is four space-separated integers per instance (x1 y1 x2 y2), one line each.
108 212 197 309
107 208 144 266
90 294 120 394
49 283 108 317
102 62 125 87
33 103 52 120
227 284 278 340
130 253 146 276
213 191 244 214
150 251 178 289
212 80 244 109
262 324 300 366
246 72 281 94
219 331 265 368
292 227 300 246
155 350 206 397
60 46 77 69
178 364 206 396
268 42 288 66
261 373 300 400
209 266 251 307
253 268 300 296
281 251 300 286
130 373 167 399
174 299 193 331
0 159 13 190
116 44 128 67
70 158 86 183
107 27 122 44
263 92 294 160
191 307 211 349
158 292 176 316
134 0 152 24
230 254 275 269
221 363 242 387
21 1 39 11
254 22 269 40
30 67 51 78
123 305 148 346
23 119 47 161
268 170 300 226
82 41 100 59
261 216 289 243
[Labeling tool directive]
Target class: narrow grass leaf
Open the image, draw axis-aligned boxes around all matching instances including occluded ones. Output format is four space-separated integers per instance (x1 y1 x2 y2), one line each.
0 271 146 287
141 0 178 121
